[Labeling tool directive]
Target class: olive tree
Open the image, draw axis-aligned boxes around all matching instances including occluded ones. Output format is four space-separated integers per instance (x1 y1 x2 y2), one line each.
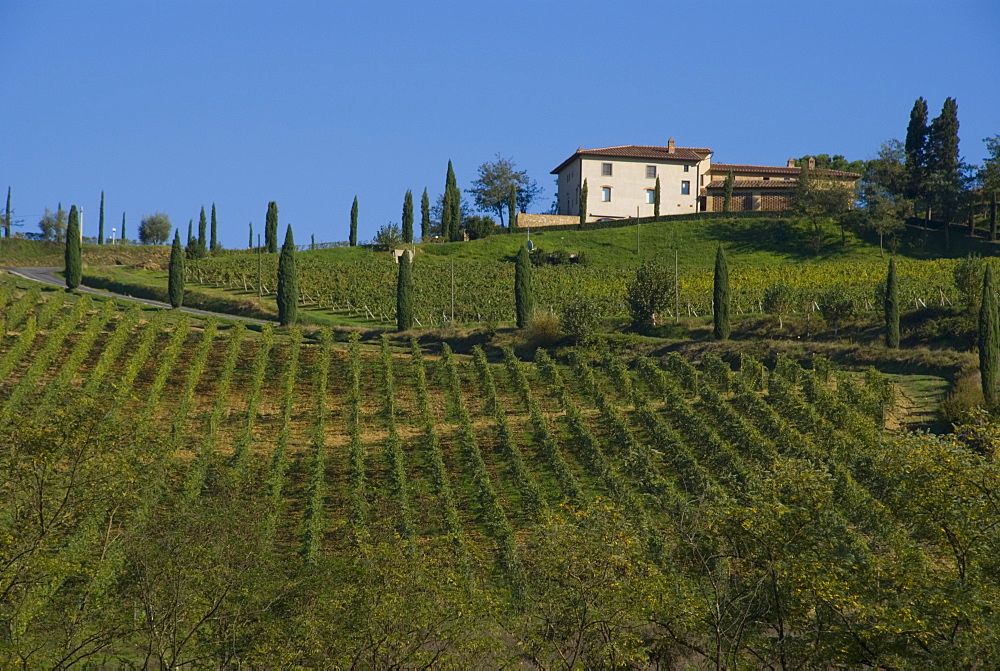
138 212 172 244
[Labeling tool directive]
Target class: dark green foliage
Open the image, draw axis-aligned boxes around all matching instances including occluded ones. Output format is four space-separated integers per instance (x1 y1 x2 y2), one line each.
120 211 125 242
396 251 413 331
98 191 105 245
579 179 588 227
991 191 998 242
981 263 999 408
723 169 734 213
443 161 462 241
350 196 358 247
185 217 206 259
464 215 497 240
885 257 899 348
762 284 795 329
249 221 253 249
210 203 219 251
169 230 185 308
420 188 431 240
514 245 533 328
4 187 10 237
402 190 414 243
266 201 279 253
374 223 403 251
64 205 81 290
713 245 730 340
198 206 207 249
277 225 298 326
653 176 661 217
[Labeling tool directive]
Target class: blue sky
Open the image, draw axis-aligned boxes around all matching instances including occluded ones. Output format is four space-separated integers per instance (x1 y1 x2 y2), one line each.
2 1 998 247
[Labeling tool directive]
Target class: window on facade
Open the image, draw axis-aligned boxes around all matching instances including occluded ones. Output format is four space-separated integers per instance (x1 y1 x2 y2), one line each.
646 189 655 204
681 181 690 195
602 186 612 202
602 163 613 176
683 165 690 172
646 165 656 178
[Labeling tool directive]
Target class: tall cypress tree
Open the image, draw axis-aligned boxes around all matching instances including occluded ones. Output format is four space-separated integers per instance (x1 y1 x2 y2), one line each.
420 188 431 240
65 205 81 291
446 161 462 241
402 190 414 243
249 221 253 249
198 206 208 249
904 97 930 205
396 250 414 331
4 187 11 238
723 169 735 213
187 220 194 248
980 262 999 409
507 183 517 231
266 201 279 253
654 176 661 217
210 203 219 251
885 256 900 348
514 244 533 328
713 245 730 340
120 212 126 243
927 97 962 223
277 224 298 326
169 229 185 308
349 196 358 247
579 179 588 227
443 161 457 241
98 191 105 244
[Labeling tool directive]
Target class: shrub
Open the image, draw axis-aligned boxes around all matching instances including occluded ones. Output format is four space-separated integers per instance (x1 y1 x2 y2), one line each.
374 223 403 251
559 298 599 344
954 253 985 312
819 287 856 335
464 215 497 240
762 284 795 329
625 262 674 328
521 311 561 349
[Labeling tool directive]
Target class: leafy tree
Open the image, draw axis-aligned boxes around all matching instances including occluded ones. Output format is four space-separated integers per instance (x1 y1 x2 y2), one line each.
373 223 403 251
396 250 413 331
762 283 795 329
169 229 185 308
210 203 220 251
265 201 279 253
515 245 533 328
350 196 358 247
39 203 68 242
277 224 297 325
654 176 661 217
991 190 998 242
794 162 853 252
139 212 172 244
819 287 856 335
579 179 588 227
713 245 730 340
885 257 900 348
466 154 541 226
723 169 734 213
980 262 999 408
198 206 207 249
626 261 674 328
98 191 105 244
559 298 599 344
401 190 414 243
64 205 81 291
859 141 912 254
420 188 431 240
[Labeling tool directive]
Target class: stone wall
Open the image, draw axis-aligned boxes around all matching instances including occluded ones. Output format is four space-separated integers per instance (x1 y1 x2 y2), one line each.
514 213 580 228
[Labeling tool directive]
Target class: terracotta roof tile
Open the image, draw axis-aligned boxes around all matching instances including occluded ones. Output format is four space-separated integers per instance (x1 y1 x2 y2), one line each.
706 179 798 189
552 144 712 174
710 163 860 179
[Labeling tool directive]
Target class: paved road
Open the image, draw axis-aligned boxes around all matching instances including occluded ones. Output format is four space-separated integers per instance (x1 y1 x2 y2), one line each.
2 266 273 325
